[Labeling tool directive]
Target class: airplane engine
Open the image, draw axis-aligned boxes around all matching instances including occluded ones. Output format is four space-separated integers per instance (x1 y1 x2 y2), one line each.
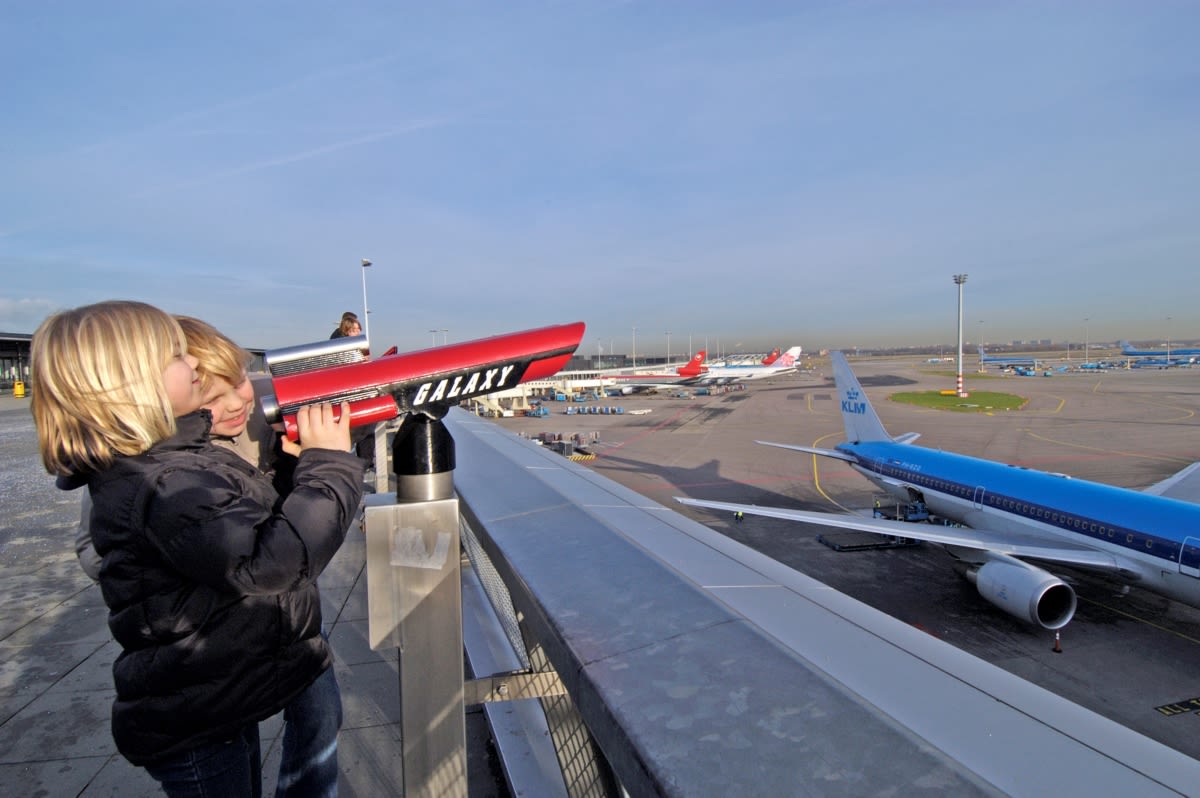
965 560 1076 630
621 386 634 395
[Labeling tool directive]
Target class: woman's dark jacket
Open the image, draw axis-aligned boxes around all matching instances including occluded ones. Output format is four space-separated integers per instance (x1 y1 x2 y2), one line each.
83 410 364 765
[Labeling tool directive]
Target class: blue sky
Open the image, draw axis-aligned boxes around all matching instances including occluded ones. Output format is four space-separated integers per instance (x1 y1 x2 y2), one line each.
2 1 1197 357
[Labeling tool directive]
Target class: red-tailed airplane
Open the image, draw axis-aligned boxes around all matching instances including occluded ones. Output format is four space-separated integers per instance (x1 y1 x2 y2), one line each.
605 351 708 393
760 347 782 365
695 346 802 383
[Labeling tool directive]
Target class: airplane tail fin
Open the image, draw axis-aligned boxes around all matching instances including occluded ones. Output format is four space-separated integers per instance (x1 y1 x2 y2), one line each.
1119 340 1134 354
677 350 707 377
778 345 802 367
830 351 891 443
760 347 781 365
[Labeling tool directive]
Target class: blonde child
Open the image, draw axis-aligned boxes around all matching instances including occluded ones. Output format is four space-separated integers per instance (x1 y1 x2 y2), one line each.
33 301 363 797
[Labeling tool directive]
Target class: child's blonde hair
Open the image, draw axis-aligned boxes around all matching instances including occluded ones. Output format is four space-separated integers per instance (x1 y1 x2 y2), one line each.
32 300 188 476
175 316 252 394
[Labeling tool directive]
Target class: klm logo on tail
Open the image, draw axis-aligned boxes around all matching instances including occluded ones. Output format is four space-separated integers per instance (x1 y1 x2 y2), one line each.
841 388 867 415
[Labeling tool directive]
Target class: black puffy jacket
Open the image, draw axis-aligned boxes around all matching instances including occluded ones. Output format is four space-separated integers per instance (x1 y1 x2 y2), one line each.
84 411 364 765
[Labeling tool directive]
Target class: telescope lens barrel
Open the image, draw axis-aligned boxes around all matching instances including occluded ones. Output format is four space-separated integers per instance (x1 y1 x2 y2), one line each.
264 335 370 377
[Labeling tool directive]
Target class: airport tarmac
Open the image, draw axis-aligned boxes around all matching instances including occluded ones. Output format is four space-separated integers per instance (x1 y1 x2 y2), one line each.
494 359 1200 762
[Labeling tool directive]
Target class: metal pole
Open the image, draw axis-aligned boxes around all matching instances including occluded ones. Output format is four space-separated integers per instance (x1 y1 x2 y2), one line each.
953 274 968 397
632 326 637 368
1084 317 1089 366
978 320 985 372
361 259 372 343
365 414 466 798
666 331 671 363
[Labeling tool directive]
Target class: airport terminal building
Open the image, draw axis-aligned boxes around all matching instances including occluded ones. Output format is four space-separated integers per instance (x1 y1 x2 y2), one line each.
0 333 31 392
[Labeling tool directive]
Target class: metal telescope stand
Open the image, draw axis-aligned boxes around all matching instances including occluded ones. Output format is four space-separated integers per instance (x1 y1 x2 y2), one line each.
365 413 467 797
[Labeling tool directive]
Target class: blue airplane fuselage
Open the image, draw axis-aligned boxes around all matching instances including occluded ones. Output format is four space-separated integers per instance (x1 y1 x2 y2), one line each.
839 440 1200 606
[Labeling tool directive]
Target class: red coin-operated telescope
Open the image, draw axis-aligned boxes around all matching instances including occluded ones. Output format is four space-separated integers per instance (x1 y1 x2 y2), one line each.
260 321 585 440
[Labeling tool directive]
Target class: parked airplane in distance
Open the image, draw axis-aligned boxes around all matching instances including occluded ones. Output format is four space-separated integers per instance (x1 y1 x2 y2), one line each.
723 346 783 366
1128 357 1191 369
1120 340 1200 358
977 346 1039 368
678 351 1200 630
697 346 802 383
608 347 800 393
606 351 709 393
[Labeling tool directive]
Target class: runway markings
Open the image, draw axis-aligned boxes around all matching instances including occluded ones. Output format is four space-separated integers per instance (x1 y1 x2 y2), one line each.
1075 593 1200 645
1155 697 1200 717
810 430 857 513
1023 429 1193 466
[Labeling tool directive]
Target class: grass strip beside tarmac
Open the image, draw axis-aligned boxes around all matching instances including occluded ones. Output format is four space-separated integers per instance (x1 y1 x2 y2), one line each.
890 390 1027 412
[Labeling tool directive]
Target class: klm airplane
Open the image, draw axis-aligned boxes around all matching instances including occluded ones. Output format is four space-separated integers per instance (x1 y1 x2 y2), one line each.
678 352 1200 630
977 346 1039 368
1120 340 1200 358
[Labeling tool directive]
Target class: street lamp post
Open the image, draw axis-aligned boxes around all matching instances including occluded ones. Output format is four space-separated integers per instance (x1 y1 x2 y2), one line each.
360 259 372 342
1084 317 1090 366
429 329 438 346
953 274 968 397
441 329 448 346
977 320 985 372
1167 316 1173 362
665 331 671 363
632 326 637 368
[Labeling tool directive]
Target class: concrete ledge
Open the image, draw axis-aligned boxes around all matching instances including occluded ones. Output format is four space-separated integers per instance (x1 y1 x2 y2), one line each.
445 408 1200 797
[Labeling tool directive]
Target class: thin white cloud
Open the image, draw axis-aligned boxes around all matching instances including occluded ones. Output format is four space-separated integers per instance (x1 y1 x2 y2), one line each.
63 52 409 160
129 119 448 199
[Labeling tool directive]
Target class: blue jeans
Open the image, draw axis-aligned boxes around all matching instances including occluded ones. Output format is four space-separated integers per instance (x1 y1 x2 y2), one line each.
144 666 342 798
276 664 342 797
144 722 264 798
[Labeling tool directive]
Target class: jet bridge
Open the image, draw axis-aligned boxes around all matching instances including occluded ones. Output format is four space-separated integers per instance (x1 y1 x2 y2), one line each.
362 407 1200 797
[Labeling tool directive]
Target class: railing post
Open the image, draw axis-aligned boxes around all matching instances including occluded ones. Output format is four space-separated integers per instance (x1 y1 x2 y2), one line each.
365 412 466 797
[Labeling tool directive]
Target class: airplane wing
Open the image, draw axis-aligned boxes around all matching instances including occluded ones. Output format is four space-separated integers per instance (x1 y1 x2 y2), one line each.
755 441 857 462
1143 461 1200 505
674 497 1124 571
756 435 921 458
